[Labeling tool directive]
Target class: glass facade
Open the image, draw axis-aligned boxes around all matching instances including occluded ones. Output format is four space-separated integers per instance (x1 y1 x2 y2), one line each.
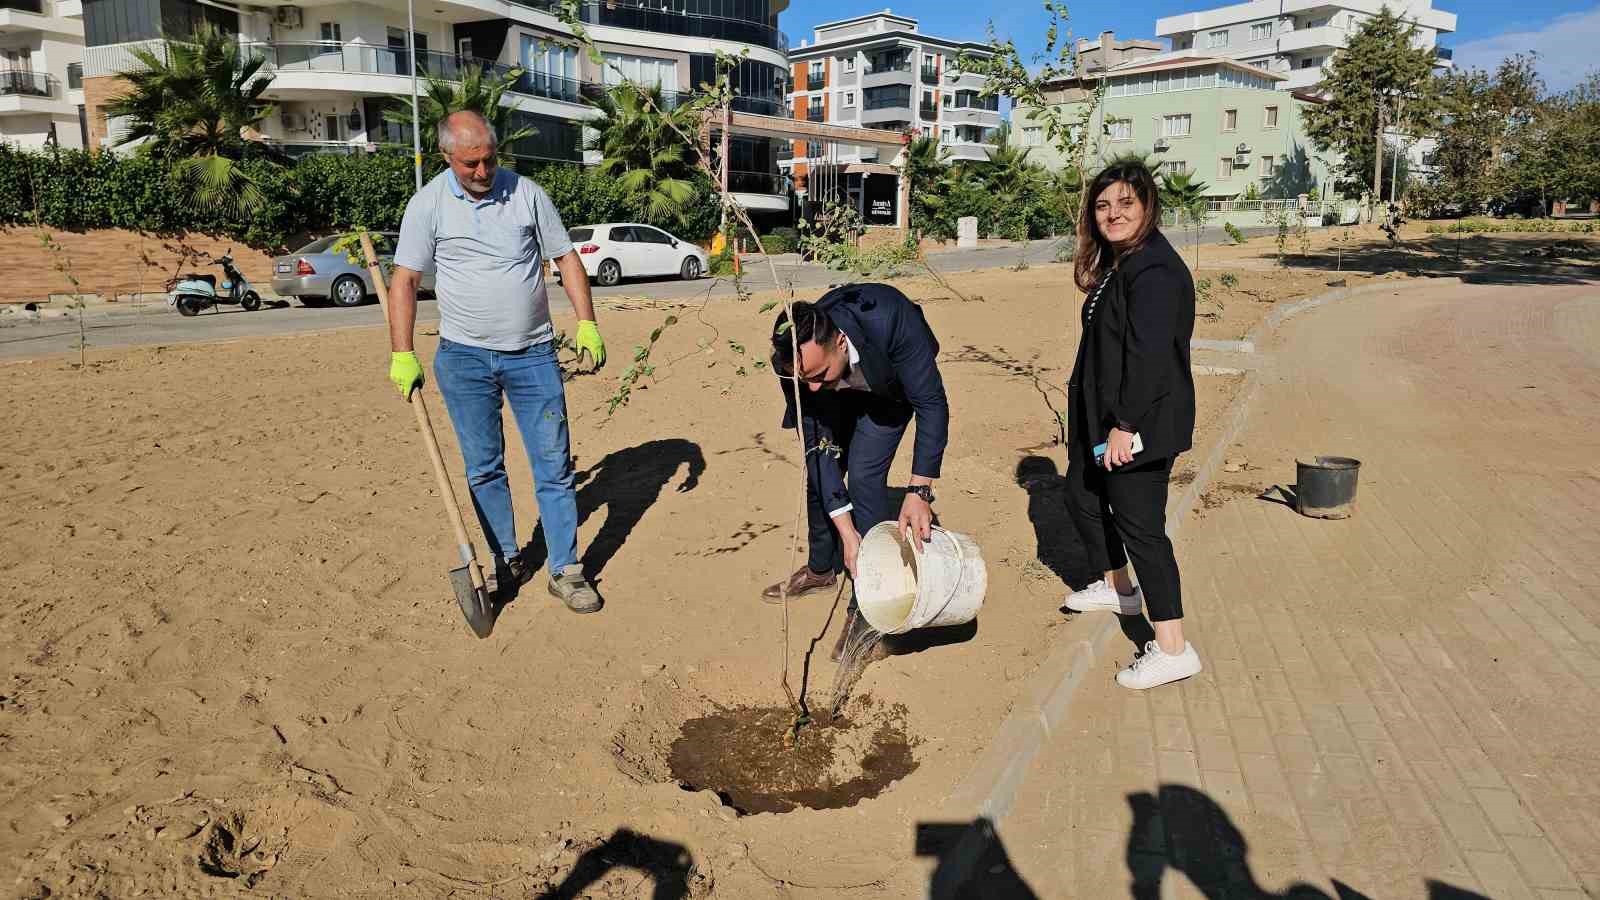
584 0 786 52
689 54 786 116
83 0 237 46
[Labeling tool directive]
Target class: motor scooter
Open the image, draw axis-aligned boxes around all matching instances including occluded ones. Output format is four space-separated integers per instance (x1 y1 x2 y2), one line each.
169 251 261 317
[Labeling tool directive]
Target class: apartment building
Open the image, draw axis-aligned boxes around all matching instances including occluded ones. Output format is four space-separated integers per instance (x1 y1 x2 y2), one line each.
1012 48 1333 199
783 10 998 173
1155 0 1456 92
1 0 85 149
77 0 793 208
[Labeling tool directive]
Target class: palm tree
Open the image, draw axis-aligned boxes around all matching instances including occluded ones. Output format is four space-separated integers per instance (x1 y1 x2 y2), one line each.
1159 170 1211 267
104 22 277 215
383 62 535 163
904 134 951 236
978 124 1052 240
583 81 701 227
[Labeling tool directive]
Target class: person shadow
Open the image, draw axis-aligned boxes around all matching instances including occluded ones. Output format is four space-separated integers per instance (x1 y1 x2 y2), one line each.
510 439 706 606
1016 455 1157 652
533 828 697 899
916 817 1039 899
1126 784 1494 900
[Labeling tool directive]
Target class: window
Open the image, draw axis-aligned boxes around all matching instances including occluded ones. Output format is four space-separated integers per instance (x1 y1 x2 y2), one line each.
806 140 822 158
1160 160 1188 175
1162 114 1191 137
1299 56 1323 69
1260 154 1276 176
637 227 674 245
1023 126 1042 146
1222 108 1238 131
1207 29 1230 48
1250 21 1273 41
1249 59 1270 71
808 60 825 90
319 22 341 43
921 89 934 109
1219 156 1234 178
843 91 855 107
602 52 678 92
1107 119 1132 141
1264 105 1279 128
457 37 473 59
940 126 953 142
843 56 855 72
942 94 952 107
863 84 911 110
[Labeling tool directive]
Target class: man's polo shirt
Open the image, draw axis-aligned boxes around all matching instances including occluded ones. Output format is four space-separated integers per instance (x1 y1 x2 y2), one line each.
395 167 574 351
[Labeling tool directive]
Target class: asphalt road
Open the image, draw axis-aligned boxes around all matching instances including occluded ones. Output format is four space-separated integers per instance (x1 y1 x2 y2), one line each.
0 226 1268 363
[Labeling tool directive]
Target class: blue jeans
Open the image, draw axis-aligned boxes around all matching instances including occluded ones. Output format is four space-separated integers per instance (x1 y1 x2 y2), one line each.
432 337 579 574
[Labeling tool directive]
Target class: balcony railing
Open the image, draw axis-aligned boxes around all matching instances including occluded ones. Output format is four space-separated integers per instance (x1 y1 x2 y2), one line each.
864 93 910 111
806 74 824 90
66 62 81 89
920 65 938 85
0 0 45 13
576 1 788 53
805 107 824 122
244 43 593 105
918 104 935 119
865 56 911 74
727 170 787 195
0 70 53 98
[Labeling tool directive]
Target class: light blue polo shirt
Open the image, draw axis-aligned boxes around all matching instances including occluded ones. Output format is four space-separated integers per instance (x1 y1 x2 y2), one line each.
395 167 574 352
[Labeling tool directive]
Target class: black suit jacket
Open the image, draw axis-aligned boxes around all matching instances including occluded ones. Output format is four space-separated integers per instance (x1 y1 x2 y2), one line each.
1068 230 1196 461
779 283 950 507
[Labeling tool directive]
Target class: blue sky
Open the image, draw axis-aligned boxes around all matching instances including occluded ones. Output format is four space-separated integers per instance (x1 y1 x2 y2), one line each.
783 0 1600 92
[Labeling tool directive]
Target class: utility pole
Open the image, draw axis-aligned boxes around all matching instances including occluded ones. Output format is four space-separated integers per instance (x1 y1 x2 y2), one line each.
1372 93 1384 222
406 0 422 191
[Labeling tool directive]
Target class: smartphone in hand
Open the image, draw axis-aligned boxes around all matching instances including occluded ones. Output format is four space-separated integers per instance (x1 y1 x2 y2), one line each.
1094 432 1144 466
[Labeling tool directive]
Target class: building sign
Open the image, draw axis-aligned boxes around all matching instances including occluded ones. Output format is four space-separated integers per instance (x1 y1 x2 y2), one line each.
862 173 898 226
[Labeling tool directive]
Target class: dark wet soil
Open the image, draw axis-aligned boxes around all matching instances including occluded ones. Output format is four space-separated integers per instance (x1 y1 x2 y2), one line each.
667 704 918 815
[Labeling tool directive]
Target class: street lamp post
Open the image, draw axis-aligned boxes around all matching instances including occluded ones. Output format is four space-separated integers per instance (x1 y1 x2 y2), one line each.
406 0 422 190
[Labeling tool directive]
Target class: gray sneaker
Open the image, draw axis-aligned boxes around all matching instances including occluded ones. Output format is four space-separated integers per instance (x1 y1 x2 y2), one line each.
548 565 602 614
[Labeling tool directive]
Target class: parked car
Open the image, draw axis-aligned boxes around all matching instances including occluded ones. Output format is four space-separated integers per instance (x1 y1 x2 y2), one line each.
271 234 435 307
560 224 709 287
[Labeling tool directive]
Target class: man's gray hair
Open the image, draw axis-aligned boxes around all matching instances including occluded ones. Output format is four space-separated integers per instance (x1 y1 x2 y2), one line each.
438 110 497 153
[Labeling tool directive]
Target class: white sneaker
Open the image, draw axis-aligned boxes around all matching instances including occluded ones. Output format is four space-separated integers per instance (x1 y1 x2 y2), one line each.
1116 641 1203 690
1065 579 1144 615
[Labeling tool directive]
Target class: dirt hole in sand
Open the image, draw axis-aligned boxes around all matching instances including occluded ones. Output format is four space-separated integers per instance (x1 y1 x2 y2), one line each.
613 674 919 816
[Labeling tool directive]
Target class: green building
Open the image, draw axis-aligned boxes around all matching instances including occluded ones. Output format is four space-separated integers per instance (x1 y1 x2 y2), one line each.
1011 52 1335 200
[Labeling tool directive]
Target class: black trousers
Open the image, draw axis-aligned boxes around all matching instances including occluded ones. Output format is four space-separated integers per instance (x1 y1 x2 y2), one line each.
805 393 912 576
1061 439 1184 622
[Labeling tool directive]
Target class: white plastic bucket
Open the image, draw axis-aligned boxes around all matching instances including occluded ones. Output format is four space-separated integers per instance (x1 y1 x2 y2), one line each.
854 522 987 635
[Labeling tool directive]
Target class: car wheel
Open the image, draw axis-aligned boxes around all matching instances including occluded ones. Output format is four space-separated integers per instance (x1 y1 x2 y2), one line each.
596 259 622 287
680 256 702 280
331 275 366 308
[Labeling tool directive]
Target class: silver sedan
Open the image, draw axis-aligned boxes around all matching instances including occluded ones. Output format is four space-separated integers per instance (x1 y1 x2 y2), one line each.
271 233 435 307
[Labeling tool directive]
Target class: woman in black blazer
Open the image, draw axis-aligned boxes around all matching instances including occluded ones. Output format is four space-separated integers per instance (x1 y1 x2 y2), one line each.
1062 160 1202 690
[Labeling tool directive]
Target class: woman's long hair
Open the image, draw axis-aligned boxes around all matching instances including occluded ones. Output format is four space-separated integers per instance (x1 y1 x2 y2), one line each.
1073 160 1162 292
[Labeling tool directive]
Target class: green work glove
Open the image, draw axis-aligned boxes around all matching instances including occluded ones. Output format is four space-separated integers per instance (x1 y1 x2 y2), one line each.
575 320 606 369
389 350 423 400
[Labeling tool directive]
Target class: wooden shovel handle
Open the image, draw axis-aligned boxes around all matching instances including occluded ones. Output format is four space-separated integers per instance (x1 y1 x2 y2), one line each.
360 232 486 591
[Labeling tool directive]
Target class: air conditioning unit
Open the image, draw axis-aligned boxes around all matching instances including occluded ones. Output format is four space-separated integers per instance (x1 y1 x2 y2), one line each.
1233 154 1250 166
280 111 305 130
274 5 302 27
1235 142 1251 153
1153 138 1170 152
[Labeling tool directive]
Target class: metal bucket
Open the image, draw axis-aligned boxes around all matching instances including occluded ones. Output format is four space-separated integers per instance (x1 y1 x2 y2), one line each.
1295 456 1361 519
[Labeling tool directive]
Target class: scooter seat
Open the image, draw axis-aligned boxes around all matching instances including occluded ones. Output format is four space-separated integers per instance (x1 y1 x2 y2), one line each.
179 273 217 287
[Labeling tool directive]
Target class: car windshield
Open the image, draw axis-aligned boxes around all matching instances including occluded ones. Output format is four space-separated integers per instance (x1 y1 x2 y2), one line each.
294 236 339 254
569 227 593 242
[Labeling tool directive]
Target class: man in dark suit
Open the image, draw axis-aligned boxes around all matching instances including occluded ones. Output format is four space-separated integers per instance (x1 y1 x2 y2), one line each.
762 283 951 658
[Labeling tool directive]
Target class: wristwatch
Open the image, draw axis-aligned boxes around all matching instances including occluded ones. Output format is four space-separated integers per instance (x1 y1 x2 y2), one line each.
906 485 936 504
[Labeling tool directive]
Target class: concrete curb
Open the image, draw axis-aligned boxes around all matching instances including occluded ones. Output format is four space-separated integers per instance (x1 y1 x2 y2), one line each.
931 274 1464 898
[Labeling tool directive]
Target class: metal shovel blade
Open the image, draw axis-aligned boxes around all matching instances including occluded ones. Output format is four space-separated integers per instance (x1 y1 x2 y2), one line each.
449 565 495 639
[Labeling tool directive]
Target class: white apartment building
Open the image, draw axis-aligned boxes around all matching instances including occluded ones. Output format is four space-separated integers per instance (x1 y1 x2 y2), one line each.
1 0 85 149
783 10 999 171
77 0 793 210
1155 0 1456 93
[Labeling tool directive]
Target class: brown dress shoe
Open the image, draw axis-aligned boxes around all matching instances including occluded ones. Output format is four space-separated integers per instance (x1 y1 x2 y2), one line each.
761 566 837 604
831 609 891 664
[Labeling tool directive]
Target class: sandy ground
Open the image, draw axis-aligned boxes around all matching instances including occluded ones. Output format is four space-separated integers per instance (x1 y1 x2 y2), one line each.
2 233 1586 897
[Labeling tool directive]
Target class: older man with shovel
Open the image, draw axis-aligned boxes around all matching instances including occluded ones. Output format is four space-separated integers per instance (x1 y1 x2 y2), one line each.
387 110 605 618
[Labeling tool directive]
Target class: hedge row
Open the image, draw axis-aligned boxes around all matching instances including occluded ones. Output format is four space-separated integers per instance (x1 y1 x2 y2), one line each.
0 146 723 252
1423 218 1598 234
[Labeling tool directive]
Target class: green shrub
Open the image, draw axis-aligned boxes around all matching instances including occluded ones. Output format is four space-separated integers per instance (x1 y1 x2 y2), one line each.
0 145 724 251
1224 222 1247 244
758 230 797 254
1423 219 1596 235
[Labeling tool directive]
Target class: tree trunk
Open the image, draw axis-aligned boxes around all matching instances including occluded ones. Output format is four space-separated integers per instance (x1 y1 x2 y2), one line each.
1371 96 1385 223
